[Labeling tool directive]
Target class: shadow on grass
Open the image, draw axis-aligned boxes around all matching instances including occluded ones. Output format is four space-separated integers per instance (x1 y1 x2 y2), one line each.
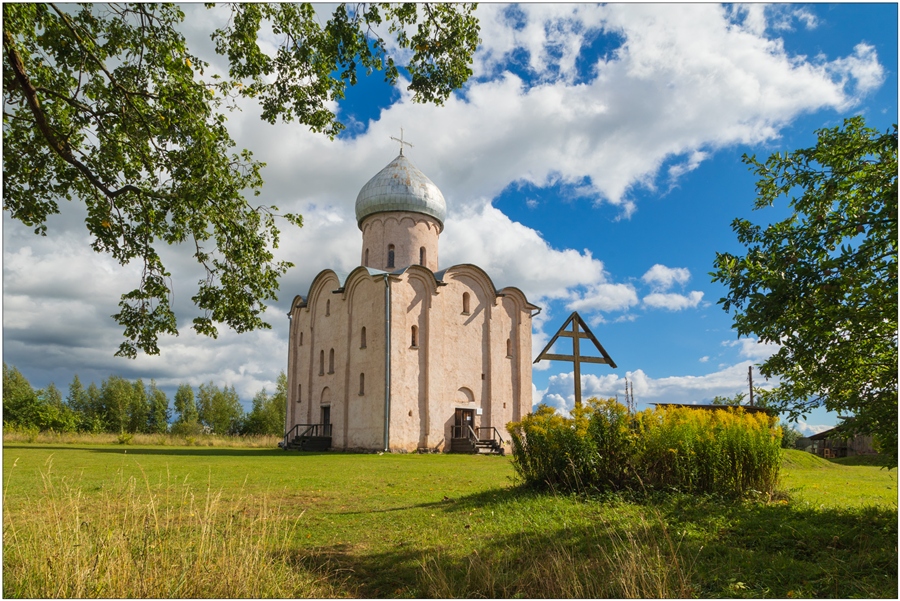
304 486 899 598
2 444 327 458
830 455 898 468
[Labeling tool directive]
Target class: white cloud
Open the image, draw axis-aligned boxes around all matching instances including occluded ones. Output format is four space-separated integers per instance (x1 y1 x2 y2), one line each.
827 43 885 96
442 203 606 300
534 361 776 413
643 290 704 311
641 264 691 291
724 337 782 362
567 283 640 313
699 356 710 363
1 4 884 411
796 421 833 436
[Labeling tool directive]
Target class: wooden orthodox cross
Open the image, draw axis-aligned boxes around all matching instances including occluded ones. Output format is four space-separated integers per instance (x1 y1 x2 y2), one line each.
534 311 617 407
391 128 413 156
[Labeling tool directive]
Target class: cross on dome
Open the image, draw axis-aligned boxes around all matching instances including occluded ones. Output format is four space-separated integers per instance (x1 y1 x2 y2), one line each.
390 128 413 156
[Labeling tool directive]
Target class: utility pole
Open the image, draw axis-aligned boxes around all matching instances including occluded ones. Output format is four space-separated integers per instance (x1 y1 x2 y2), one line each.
748 365 754 407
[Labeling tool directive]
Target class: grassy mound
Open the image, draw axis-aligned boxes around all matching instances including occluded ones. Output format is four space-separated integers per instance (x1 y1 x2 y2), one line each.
782 449 840 470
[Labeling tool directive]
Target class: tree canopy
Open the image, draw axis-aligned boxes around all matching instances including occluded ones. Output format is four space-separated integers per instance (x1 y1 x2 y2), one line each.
2 3 479 357
712 117 897 457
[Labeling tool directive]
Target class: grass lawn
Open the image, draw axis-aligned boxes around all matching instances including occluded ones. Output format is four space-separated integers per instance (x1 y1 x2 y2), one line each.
3 443 897 598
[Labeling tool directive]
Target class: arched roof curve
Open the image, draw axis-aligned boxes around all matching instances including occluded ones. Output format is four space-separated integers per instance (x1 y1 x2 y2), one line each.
435 263 500 301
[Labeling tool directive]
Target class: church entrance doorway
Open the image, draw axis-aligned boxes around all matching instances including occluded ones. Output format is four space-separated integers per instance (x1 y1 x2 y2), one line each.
321 405 332 436
453 408 474 439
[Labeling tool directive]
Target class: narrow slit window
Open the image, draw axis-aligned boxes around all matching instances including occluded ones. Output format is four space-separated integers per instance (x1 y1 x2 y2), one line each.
319 350 324 375
507 338 512 357
411 325 418 348
326 299 331 316
299 332 304 346
462 292 470 314
364 248 369 267
360 326 367 348
297 384 302 403
359 373 365 395
387 244 395 268
419 246 426 266
328 348 335 374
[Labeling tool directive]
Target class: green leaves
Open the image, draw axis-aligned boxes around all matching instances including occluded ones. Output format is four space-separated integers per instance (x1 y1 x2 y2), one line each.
712 117 898 458
210 3 480 134
3 3 478 357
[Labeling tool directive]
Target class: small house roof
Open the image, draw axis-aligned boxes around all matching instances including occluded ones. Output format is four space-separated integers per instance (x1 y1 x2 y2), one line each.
652 403 776 415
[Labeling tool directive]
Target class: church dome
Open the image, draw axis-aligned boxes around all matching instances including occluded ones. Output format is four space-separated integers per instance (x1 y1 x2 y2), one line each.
355 154 446 229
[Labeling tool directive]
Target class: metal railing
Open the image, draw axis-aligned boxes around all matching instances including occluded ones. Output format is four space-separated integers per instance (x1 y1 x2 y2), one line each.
449 425 505 445
282 423 333 449
451 424 478 440
475 426 505 445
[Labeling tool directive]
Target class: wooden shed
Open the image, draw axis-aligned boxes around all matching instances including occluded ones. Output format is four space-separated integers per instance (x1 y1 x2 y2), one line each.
807 427 877 458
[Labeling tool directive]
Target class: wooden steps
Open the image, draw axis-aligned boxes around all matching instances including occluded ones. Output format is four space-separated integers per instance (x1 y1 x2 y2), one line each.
284 435 332 452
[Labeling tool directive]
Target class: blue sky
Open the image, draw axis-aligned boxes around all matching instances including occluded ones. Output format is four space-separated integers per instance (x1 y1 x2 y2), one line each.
3 4 896 435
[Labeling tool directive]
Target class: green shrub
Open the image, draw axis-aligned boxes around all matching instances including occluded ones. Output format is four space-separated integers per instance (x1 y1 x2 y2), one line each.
508 399 783 499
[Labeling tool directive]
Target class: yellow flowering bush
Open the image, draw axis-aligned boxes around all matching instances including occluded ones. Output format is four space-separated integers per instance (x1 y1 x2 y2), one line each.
508 399 782 498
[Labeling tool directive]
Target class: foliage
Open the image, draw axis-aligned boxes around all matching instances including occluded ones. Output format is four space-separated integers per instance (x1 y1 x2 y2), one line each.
3 364 78 433
197 382 244 435
2 363 39 428
2 3 479 357
712 117 898 459
508 399 783 498
173 383 198 424
99 375 135 433
711 392 747 406
146 380 170 434
242 372 287 436
780 426 803 449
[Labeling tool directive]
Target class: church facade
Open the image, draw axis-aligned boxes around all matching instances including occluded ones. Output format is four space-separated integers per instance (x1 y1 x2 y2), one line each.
285 152 538 452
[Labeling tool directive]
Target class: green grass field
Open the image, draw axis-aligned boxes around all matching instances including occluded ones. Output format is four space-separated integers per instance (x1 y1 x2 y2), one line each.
3 443 897 598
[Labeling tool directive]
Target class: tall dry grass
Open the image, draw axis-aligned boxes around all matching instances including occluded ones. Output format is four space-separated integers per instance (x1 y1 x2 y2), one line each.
2 429 280 448
418 510 696 598
2 459 340 598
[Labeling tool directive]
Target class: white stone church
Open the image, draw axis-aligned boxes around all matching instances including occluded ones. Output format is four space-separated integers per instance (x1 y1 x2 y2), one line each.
284 150 538 453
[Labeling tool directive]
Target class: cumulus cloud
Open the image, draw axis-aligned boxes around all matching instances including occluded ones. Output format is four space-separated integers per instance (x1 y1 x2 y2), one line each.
567 283 640 313
796 421 833 436
534 361 776 414
641 264 691 291
724 337 782 362
441 203 606 299
643 291 704 311
2 3 884 407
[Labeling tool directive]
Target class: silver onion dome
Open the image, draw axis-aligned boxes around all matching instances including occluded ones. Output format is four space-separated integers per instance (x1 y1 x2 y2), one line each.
355 154 446 229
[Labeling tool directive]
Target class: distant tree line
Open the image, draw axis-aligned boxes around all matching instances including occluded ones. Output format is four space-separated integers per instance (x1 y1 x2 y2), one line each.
2 363 286 436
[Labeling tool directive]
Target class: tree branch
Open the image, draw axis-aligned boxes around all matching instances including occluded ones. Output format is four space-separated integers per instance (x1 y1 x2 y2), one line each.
3 30 141 201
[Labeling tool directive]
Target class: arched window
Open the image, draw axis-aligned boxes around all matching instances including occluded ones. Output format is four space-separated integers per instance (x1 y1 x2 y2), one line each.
364 248 369 266
319 350 325 375
419 246 426 266
328 348 335 374
299 331 304 346
411 325 419 348
387 244 395 268
359 373 365 395
462 292 470 314
326 299 331 316
360 326 367 349
507 338 512 357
